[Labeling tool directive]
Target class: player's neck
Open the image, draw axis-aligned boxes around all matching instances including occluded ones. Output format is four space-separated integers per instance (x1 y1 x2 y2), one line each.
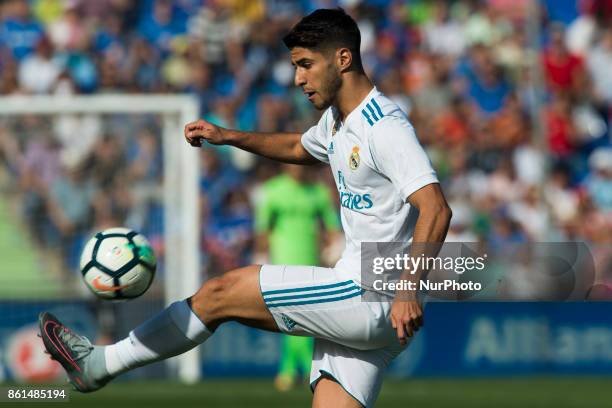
334 75 373 122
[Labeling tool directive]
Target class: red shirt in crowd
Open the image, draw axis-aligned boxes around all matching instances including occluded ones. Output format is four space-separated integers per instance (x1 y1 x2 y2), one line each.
546 108 575 156
542 51 583 91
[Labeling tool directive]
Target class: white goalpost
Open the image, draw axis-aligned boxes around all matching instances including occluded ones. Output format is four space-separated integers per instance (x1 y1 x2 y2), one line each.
0 94 202 383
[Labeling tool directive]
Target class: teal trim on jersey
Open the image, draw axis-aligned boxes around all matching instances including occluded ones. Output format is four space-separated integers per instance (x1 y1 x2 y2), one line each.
264 284 360 303
366 103 379 121
370 98 384 118
362 100 384 127
261 279 354 296
310 370 366 408
361 109 374 126
266 288 364 308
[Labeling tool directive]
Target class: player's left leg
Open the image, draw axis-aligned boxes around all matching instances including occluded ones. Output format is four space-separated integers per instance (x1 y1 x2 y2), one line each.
39 265 279 392
189 264 278 331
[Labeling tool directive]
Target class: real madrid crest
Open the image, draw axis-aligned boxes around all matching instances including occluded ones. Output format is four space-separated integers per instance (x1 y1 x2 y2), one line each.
349 146 360 170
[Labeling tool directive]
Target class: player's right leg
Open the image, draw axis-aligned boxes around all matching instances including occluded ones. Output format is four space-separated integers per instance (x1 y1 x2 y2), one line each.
39 265 277 392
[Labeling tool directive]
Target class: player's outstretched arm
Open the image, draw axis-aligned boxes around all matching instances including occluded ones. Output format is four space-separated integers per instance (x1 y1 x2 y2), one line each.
184 119 319 165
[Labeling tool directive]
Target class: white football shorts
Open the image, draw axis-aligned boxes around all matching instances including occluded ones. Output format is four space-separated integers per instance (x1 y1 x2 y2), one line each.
259 264 408 408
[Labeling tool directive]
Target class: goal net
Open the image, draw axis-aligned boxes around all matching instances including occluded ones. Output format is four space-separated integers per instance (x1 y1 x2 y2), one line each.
0 94 201 383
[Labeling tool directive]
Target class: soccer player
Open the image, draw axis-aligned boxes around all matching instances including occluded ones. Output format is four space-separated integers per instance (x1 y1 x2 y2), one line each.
254 164 341 391
39 9 452 408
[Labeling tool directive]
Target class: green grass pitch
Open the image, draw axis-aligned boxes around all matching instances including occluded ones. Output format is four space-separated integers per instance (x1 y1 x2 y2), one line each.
4 377 611 408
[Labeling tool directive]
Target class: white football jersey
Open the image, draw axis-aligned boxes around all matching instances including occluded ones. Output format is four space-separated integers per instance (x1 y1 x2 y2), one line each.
301 87 438 282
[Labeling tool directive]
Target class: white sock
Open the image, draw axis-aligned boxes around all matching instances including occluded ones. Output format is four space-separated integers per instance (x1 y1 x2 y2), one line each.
104 300 211 376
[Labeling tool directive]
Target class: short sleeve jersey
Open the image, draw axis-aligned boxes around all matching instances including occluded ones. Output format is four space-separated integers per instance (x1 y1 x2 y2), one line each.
301 87 438 281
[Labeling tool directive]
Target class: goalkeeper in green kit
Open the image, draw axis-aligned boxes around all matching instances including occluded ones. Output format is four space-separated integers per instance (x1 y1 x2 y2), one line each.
255 164 340 391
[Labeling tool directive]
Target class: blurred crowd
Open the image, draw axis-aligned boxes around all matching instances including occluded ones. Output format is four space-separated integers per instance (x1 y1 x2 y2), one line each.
0 0 611 283
0 114 165 275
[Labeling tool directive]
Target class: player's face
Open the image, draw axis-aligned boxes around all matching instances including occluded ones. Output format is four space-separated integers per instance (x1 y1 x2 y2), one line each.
290 47 341 110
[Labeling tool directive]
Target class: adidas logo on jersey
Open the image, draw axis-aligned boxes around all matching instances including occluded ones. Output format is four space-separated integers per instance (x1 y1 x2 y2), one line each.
281 313 297 331
327 141 334 155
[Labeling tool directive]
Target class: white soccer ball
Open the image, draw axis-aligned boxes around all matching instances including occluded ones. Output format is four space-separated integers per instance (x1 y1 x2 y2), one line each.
80 227 157 300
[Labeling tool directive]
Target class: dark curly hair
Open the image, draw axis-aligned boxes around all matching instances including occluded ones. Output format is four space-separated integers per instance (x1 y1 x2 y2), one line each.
282 8 363 71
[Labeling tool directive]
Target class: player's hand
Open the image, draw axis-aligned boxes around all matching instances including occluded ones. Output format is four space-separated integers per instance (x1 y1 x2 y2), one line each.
390 297 423 346
184 119 225 147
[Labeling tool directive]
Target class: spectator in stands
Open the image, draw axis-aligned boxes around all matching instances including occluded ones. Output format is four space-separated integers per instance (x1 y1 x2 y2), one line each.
467 57 512 115
584 147 612 212
587 27 612 105
138 0 186 56
545 91 578 158
18 35 61 94
47 1 89 52
423 0 465 57
47 158 95 268
542 24 585 95
0 0 45 61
